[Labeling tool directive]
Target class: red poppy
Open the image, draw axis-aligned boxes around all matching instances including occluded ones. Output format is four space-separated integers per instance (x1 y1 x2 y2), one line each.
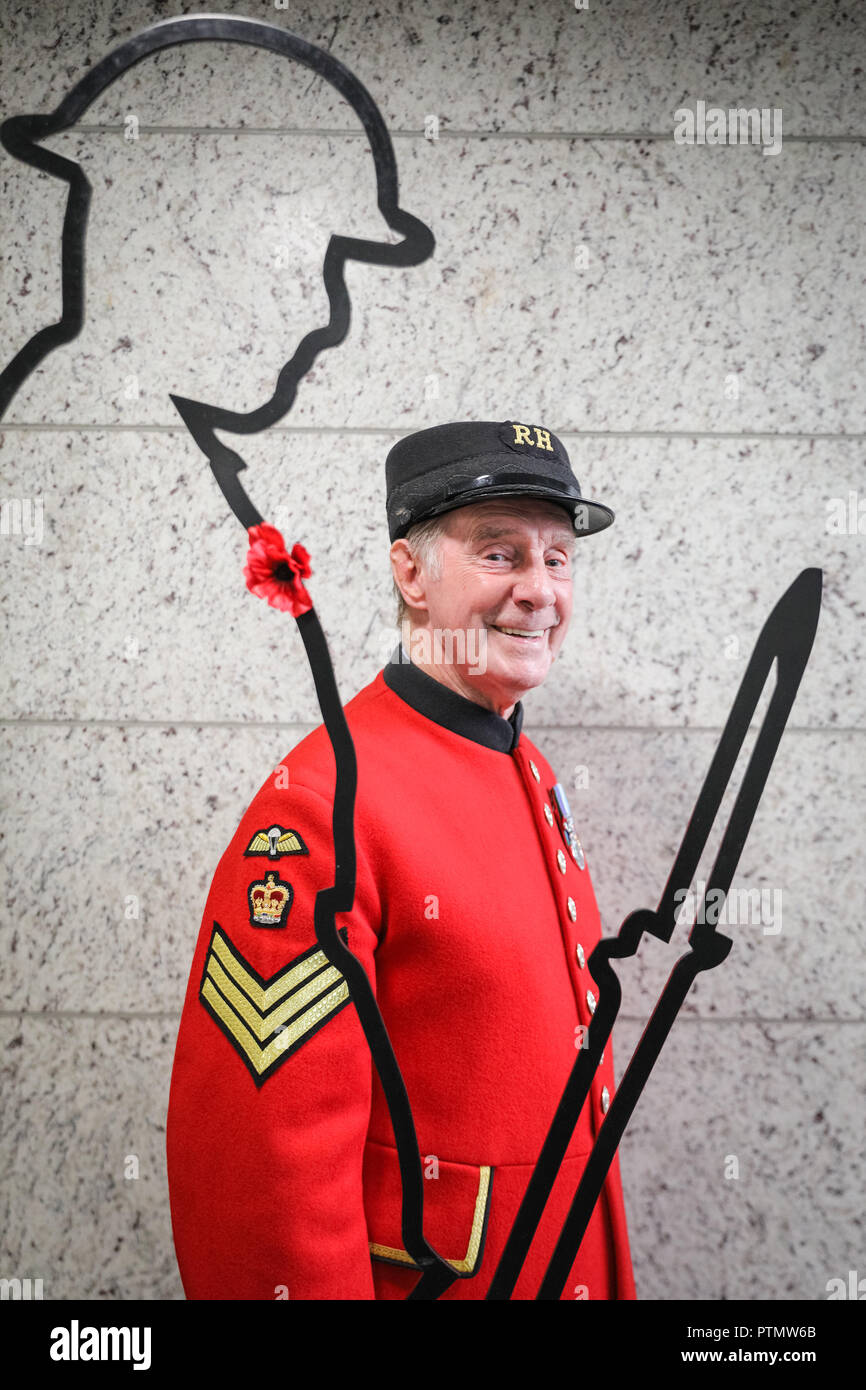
243 523 313 616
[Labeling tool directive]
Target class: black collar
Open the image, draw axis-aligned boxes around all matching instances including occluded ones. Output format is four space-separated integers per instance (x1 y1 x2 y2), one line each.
383 645 523 753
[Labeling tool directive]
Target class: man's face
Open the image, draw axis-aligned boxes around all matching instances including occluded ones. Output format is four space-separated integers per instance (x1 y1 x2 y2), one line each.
403 497 575 715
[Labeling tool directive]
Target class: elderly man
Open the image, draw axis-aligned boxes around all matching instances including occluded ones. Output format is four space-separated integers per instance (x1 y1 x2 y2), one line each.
167 419 636 1301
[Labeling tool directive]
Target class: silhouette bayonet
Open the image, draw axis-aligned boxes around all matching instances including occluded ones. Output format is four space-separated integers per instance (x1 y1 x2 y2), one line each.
488 567 823 1300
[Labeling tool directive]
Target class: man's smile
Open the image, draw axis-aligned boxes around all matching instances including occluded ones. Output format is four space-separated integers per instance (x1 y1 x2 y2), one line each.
487 621 558 642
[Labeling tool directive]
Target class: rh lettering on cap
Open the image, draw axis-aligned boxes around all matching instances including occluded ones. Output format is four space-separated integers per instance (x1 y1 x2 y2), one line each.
503 421 555 453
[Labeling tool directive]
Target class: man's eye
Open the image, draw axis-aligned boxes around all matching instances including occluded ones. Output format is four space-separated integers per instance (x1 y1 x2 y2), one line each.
484 551 509 562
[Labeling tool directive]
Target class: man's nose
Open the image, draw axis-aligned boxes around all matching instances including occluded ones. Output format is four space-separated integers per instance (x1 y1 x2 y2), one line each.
512 555 556 607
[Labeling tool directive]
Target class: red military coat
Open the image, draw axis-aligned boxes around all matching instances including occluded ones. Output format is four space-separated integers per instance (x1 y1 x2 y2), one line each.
167 652 636 1300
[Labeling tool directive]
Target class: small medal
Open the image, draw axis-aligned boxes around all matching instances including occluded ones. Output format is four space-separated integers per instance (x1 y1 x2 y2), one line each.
551 782 586 870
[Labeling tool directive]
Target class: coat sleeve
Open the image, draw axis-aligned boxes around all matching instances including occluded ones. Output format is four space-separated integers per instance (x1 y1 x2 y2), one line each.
166 776 381 1300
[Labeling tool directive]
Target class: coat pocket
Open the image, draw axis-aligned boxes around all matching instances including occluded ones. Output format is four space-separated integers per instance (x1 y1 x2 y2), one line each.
363 1138 494 1276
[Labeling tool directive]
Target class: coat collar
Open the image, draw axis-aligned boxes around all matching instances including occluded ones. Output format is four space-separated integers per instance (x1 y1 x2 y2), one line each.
383 644 523 753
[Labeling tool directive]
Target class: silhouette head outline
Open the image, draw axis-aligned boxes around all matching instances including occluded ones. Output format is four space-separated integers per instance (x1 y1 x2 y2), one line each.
0 12 435 528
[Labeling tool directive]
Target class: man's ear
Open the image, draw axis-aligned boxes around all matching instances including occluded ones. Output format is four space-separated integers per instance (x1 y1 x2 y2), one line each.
390 538 430 615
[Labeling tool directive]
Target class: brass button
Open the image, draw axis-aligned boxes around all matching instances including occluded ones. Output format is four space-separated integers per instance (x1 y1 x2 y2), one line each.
601 1085 610 1113
575 942 585 968
529 760 540 782
586 989 597 1014
543 803 554 826
557 850 567 874
567 897 577 922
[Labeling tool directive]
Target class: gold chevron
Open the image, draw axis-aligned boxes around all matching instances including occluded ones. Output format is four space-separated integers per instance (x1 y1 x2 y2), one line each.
210 927 330 1011
205 953 344 1044
199 925 350 1082
369 1165 492 1275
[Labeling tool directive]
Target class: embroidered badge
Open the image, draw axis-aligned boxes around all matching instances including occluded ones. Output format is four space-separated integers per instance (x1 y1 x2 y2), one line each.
244 825 309 859
248 870 293 928
199 923 351 1085
499 420 557 456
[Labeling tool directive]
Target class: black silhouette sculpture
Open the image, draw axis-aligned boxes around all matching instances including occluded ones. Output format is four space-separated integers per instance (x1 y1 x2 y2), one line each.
0 12 456 1299
1 13 822 1302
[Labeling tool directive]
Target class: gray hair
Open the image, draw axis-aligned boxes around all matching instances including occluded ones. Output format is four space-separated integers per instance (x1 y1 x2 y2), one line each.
392 513 450 628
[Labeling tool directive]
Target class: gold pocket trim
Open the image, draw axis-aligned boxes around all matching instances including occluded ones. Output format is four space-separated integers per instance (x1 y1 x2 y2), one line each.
369 1164 492 1276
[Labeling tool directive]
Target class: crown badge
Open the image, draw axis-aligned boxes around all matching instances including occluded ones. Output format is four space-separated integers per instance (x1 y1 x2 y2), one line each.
247 870 293 928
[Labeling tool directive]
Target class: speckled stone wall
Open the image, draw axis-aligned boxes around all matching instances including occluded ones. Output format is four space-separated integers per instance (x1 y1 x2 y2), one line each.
1 0 863 1302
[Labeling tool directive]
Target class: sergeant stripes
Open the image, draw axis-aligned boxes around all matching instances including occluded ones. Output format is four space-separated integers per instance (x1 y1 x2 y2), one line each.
199 922 351 1086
